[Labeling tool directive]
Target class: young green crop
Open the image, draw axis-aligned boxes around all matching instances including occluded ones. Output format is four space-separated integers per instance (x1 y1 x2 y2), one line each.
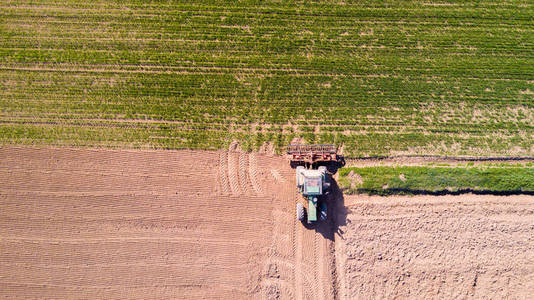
1 1 533 156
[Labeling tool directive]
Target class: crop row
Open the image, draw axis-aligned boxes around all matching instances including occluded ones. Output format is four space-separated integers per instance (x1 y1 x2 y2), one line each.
2 122 531 157
2 51 532 81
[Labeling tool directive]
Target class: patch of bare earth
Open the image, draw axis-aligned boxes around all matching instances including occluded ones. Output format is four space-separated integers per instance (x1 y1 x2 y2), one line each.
4 147 532 299
0 147 335 300
335 194 534 299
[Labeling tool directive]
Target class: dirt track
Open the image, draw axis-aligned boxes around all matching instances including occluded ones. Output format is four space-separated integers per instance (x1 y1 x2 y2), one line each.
1 147 534 299
0 147 335 299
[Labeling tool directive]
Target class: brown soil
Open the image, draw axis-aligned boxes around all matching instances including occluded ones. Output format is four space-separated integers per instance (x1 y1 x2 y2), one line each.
0 147 335 299
2 147 534 299
335 194 534 299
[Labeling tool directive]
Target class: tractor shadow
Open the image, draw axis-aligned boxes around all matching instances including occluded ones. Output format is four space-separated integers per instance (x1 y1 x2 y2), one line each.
301 162 347 242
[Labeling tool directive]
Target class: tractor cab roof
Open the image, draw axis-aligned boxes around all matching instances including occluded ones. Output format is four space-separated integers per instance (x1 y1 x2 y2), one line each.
301 169 324 177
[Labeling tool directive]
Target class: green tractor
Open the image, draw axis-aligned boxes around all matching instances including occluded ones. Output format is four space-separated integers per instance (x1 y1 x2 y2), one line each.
296 165 330 223
287 144 341 224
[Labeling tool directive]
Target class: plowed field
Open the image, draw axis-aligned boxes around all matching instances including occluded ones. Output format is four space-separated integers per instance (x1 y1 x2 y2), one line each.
335 194 534 299
0 147 336 299
2 147 534 299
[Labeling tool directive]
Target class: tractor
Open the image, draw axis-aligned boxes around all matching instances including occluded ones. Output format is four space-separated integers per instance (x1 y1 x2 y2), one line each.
287 144 342 224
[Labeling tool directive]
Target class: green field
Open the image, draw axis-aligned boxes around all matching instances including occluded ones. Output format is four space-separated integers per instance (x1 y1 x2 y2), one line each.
1 0 533 157
339 164 534 195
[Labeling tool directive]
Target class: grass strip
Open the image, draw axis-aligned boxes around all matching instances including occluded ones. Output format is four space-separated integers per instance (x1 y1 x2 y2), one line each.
339 166 534 195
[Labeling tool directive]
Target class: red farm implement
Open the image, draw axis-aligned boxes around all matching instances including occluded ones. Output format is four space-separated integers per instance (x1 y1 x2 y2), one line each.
287 144 343 168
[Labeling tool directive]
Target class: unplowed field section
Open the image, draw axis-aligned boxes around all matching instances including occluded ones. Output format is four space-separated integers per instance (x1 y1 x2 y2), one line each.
336 194 534 299
2 1 534 156
0 147 335 299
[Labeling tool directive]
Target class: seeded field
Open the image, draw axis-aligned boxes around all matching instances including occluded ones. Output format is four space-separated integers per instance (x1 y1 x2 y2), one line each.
1 0 533 157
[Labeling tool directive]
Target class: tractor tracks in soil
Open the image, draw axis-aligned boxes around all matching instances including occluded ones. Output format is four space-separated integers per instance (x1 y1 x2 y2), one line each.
227 152 242 195
1 147 337 300
218 152 230 195
218 151 261 198
246 151 336 300
248 152 264 195
217 149 334 299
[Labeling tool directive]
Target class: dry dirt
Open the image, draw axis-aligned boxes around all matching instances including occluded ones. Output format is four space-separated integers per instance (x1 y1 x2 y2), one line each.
1 147 534 299
0 147 336 299
335 194 534 299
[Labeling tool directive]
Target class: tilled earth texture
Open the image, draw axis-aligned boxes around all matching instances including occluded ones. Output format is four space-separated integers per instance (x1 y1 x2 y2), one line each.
335 194 534 299
2 147 534 299
0 147 336 299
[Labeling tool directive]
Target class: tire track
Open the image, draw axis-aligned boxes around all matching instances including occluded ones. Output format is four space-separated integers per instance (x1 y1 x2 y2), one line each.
218 151 230 195
248 153 263 195
227 152 242 195
301 229 320 299
294 200 304 300
316 234 326 300
238 152 251 195
262 257 296 300
262 187 294 299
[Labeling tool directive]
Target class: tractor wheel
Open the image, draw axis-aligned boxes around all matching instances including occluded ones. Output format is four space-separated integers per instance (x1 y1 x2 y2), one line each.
296 202 305 221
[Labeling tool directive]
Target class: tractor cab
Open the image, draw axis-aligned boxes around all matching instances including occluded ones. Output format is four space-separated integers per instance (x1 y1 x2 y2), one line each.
297 167 328 196
296 166 329 223
304 176 321 195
